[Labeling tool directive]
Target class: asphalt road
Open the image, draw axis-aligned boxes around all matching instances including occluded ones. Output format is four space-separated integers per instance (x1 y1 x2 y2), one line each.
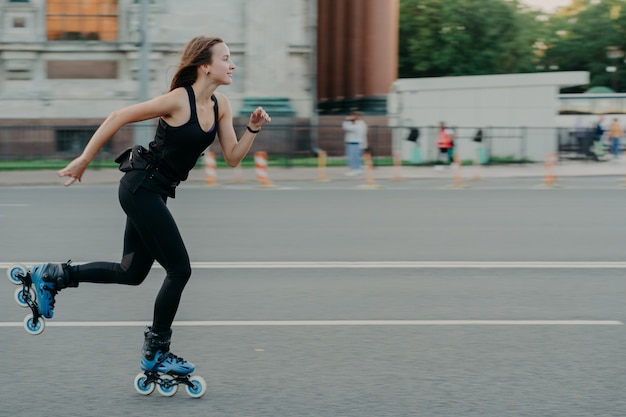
1 178 625 416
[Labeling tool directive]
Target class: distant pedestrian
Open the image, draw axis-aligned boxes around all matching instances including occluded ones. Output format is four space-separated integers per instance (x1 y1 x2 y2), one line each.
594 116 605 142
435 122 454 168
592 116 606 160
473 127 486 165
342 111 368 176
574 117 590 158
608 118 624 159
473 128 483 144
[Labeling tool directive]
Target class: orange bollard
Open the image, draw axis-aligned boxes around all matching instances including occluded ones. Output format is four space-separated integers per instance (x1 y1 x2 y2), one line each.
533 153 559 188
314 150 331 183
357 151 382 189
471 148 484 181
204 151 219 187
452 152 462 186
445 152 469 189
254 151 275 188
542 152 558 188
389 151 405 182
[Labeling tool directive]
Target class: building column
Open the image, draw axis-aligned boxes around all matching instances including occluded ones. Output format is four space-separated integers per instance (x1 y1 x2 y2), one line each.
317 0 332 102
346 0 365 100
329 0 348 111
362 0 399 113
317 0 398 114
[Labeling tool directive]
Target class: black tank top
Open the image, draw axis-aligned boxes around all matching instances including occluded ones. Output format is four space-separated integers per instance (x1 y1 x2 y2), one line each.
148 85 219 182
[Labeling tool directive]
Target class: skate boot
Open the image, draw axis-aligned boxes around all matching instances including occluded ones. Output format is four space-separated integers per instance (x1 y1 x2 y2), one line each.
30 261 77 319
140 327 195 375
135 327 206 397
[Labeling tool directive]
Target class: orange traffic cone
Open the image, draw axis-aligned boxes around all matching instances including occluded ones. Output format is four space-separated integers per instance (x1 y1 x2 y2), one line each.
314 150 331 183
204 151 219 187
388 151 405 182
357 151 382 189
445 152 468 188
254 151 275 188
536 152 559 188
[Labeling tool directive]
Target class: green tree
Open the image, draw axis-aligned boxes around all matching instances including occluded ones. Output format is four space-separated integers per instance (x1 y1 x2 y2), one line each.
399 0 542 78
542 0 626 92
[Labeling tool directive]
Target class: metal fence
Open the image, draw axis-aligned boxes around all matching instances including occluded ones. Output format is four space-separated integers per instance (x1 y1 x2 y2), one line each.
0 123 610 164
0 122 393 163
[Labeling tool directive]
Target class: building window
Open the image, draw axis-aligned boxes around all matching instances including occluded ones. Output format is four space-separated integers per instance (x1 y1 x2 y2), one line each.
13 17 26 28
47 60 118 79
47 0 118 41
56 128 103 154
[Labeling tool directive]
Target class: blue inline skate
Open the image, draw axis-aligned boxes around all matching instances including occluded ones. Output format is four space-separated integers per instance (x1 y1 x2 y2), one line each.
134 327 207 398
6 261 76 335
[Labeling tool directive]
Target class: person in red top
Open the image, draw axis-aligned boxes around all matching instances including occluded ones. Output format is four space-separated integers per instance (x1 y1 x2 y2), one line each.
436 122 454 166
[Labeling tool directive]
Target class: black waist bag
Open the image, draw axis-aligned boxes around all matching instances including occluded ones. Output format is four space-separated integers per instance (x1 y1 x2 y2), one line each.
114 145 152 172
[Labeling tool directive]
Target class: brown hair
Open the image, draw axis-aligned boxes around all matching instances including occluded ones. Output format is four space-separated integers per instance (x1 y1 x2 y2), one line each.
169 36 224 91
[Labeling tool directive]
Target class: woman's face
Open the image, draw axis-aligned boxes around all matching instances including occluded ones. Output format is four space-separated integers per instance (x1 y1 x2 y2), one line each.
208 42 235 85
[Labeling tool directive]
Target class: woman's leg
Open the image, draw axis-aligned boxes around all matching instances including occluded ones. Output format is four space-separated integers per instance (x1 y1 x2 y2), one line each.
117 186 192 333
35 185 156 320
71 219 154 285
113 185 194 372
69 186 156 285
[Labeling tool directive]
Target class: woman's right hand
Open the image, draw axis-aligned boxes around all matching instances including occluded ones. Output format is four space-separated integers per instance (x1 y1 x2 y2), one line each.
57 155 90 186
248 106 271 130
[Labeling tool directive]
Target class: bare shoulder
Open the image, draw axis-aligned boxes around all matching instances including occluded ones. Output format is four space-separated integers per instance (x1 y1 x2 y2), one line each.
158 87 191 121
214 91 231 106
214 92 232 119
166 87 190 106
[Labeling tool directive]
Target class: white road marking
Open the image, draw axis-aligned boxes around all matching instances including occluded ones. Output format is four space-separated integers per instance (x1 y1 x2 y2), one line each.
3 261 626 269
0 320 622 328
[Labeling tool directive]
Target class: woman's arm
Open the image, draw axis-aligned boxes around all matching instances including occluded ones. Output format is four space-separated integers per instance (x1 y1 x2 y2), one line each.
58 89 186 186
215 93 271 167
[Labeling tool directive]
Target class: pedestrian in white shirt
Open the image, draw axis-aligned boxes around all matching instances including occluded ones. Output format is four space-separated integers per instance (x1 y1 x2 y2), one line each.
342 111 368 176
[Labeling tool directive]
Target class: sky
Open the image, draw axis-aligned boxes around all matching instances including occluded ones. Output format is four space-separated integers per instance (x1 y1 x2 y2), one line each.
520 0 573 13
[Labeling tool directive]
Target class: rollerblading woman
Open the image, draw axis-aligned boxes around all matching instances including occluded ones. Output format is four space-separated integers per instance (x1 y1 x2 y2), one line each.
11 35 271 398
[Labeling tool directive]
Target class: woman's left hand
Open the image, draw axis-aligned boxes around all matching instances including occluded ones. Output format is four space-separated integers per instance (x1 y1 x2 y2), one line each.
58 155 90 187
249 107 271 131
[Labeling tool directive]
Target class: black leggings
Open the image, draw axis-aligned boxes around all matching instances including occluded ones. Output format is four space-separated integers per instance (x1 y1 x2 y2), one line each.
70 184 191 333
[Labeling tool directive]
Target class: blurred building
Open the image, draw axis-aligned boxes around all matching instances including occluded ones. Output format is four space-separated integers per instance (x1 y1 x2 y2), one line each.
0 0 398 120
0 0 399 158
389 72 590 162
0 0 312 123
0 0 399 159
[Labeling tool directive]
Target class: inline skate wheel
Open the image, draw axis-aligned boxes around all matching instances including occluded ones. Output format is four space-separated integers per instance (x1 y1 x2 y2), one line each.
7 264 27 285
156 375 178 397
134 373 156 395
185 375 207 398
23 314 45 335
14 287 33 308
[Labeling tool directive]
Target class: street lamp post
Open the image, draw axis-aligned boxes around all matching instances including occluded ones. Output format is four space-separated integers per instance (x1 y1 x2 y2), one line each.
135 0 151 147
606 46 624 92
